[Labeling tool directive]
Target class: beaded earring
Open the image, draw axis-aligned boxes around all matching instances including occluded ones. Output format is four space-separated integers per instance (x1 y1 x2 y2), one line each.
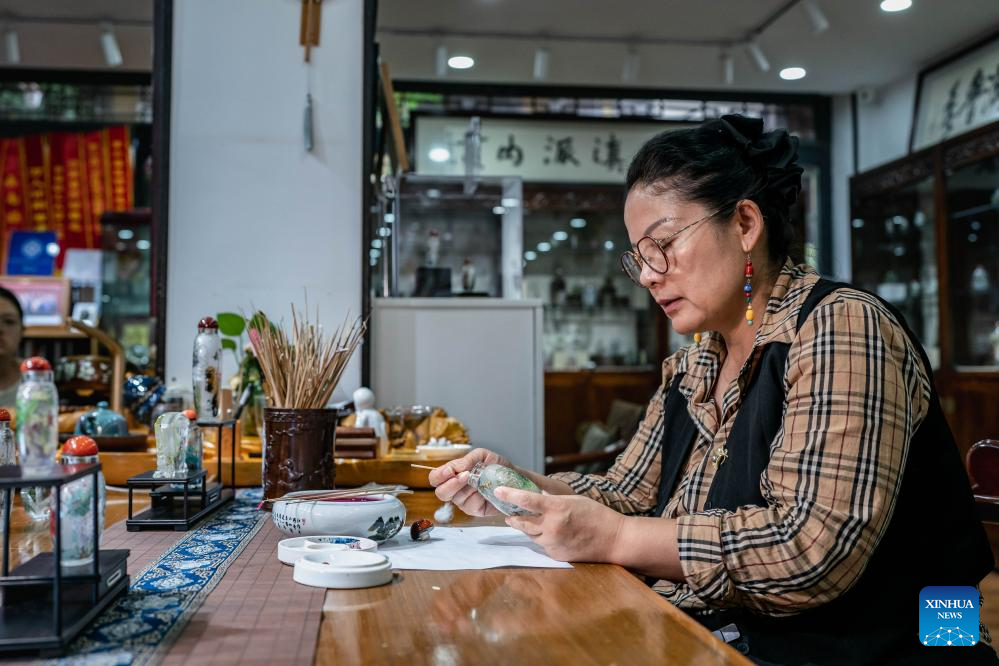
744 253 754 326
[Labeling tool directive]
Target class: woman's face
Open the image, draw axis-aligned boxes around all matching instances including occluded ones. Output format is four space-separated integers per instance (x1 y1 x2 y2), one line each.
623 186 760 336
0 298 23 359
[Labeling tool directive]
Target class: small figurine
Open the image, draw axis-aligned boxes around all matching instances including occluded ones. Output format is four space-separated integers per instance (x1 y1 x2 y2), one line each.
410 518 434 541
353 387 389 457
426 229 441 267
192 317 222 422
460 258 476 292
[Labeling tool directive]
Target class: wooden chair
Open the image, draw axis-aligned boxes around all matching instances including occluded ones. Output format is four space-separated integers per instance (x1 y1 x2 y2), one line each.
967 439 999 524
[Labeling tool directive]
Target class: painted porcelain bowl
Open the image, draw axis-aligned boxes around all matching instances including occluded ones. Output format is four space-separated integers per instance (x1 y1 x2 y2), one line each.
272 491 407 541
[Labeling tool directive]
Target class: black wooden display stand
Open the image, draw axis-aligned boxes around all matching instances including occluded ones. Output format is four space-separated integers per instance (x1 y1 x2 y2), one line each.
125 420 236 531
0 462 129 656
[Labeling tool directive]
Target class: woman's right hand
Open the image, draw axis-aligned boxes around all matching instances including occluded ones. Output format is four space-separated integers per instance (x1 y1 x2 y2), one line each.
428 448 512 517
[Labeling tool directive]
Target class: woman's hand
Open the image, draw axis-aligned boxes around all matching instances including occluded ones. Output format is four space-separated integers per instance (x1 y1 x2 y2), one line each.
494 486 625 563
427 448 512 517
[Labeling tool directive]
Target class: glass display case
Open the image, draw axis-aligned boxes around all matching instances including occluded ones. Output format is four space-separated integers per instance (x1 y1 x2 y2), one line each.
943 154 999 369
850 167 939 368
370 174 522 299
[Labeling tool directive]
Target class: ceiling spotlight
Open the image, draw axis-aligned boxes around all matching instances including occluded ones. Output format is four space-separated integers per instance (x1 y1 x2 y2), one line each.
447 55 474 70
721 51 734 86
4 28 19 65
780 67 807 81
880 0 912 12
524 251 538 261
552 230 569 241
492 206 506 215
621 48 641 84
100 22 123 67
802 0 830 33
435 44 448 77
428 146 450 163
603 240 615 251
746 40 770 73
537 242 552 252
569 217 587 229
533 47 550 81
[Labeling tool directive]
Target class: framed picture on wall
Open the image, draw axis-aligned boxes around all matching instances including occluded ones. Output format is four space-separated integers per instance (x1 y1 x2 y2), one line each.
910 30 999 152
0 276 71 326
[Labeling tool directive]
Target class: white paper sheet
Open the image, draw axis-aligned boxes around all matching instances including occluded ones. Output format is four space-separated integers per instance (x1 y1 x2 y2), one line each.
378 526 573 570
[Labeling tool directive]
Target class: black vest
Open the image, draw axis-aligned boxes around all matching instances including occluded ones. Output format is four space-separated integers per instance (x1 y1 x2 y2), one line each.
657 279 996 665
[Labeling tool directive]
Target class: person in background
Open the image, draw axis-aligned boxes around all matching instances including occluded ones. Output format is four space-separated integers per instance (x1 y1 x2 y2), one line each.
0 287 24 407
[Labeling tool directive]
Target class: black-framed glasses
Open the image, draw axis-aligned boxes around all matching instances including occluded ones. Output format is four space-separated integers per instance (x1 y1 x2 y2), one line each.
620 205 732 285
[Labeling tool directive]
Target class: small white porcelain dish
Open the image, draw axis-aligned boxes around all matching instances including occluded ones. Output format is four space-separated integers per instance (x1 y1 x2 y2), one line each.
277 535 379 565
414 443 471 459
271 491 407 541
292 550 393 589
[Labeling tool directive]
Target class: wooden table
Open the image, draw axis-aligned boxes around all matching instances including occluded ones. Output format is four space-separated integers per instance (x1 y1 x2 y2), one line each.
315 493 750 665
6 490 748 665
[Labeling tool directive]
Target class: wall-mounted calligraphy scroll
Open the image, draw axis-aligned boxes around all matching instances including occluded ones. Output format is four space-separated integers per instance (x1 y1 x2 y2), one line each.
414 115 685 185
911 31 999 152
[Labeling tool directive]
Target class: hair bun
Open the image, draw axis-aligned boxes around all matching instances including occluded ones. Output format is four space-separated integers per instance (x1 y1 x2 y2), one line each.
708 114 803 208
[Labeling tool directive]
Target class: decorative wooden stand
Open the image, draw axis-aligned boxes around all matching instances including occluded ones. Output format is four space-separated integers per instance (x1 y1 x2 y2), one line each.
0 463 129 656
125 420 236 531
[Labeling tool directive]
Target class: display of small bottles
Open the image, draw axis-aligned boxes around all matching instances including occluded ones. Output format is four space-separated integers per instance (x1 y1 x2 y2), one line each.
182 409 203 473
154 411 191 478
52 435 106 568
17 357 59 521
466 462 541 516
192 316 222 422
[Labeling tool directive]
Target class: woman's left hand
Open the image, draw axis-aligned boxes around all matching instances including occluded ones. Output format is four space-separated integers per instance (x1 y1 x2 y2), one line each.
493 486 625 563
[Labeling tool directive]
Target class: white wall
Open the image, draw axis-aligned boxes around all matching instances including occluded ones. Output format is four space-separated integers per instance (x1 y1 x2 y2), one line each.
166 0 363 399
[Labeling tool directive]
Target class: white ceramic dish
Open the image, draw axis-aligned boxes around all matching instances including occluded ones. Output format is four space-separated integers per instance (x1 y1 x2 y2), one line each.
293 551 393 589
277 535 379 565
272 491 407 541
414 443 472 459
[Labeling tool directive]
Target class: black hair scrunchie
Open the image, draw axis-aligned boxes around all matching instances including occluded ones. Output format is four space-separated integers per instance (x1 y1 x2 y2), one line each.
704 114 804 208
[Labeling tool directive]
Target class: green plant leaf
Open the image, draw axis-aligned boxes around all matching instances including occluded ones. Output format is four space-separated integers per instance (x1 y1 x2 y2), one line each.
221 338 238 353
216 312 246 337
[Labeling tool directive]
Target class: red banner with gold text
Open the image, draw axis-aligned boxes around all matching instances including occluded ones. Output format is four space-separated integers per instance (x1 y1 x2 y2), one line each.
0 126 132 271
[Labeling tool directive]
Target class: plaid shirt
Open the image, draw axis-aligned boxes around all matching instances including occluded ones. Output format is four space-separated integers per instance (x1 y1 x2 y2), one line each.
552 262 935 617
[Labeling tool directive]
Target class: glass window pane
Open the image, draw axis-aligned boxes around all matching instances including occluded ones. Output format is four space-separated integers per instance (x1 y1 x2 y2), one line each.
945 156 999 368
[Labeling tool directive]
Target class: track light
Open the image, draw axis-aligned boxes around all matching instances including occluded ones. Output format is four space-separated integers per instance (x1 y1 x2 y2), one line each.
533 47 550 81
434 43 447 77
746 40 770 73
802 0 830 34
3 28 18 65
621 48 640 84
100 22 122 67
721 51 734 85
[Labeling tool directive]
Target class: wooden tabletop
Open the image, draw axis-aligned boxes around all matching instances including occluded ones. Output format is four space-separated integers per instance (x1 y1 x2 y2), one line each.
5 489 748 665
315 493 749 666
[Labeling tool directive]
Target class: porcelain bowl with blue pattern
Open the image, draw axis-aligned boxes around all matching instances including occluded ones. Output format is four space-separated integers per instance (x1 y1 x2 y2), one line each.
271 491 407 541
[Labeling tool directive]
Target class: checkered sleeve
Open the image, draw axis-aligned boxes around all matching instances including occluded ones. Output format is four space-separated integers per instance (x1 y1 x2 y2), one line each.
675 292 930 615
549 353 684 515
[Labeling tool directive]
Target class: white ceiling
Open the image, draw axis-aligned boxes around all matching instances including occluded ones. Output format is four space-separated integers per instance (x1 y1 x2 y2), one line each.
377 0 999 94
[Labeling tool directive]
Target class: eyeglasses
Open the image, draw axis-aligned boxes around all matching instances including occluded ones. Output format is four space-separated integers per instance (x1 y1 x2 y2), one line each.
620 205 732 286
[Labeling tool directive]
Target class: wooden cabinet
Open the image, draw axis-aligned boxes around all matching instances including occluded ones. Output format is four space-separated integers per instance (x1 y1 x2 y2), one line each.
851 121 999 463
544 369 660 457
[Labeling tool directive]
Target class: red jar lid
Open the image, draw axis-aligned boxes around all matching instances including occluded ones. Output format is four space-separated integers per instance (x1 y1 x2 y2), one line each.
182 409 196 420
20 357 51 372
198 316 218 331
64 435 99 457
0 409 10 422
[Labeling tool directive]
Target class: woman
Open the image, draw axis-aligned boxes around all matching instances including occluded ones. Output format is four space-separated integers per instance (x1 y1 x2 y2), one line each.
0 287 23 407
431 115 995 665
